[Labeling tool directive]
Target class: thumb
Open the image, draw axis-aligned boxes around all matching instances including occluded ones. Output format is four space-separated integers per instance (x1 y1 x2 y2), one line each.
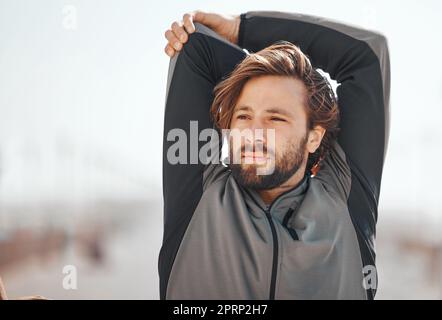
191 10 222 29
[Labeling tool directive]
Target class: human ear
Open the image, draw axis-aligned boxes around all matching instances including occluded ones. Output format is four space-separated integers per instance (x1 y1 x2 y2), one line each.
307 125 326 153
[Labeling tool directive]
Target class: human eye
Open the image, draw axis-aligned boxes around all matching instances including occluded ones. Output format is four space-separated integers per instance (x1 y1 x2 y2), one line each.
270 116 286 122
236 114 251 120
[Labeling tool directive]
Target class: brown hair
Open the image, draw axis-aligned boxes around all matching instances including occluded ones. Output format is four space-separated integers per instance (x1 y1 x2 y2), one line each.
210 41 340 174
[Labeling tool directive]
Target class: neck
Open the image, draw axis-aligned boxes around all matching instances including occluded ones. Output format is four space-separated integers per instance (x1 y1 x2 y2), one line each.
258 167 306 206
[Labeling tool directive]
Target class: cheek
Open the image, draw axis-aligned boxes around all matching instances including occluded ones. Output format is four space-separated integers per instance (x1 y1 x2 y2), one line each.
269 135 288 158
272 131 302 156
271 129 292 150
230 121 248 131
278 142 290 157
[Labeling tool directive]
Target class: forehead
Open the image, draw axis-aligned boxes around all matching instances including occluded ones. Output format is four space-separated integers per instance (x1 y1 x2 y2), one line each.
234 75 307 117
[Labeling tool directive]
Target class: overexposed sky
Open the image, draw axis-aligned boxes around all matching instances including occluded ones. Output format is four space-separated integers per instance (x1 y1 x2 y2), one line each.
0 0 441 223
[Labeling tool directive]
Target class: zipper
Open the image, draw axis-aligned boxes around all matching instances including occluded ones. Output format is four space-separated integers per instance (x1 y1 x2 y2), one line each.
264 208 278 300
262 174 308 300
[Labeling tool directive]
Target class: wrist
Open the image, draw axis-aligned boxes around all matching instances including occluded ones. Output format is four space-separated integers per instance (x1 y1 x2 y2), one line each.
232 15 240 44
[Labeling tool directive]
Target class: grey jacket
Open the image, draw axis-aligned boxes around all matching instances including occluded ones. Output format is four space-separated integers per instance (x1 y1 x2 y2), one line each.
160 11 390 300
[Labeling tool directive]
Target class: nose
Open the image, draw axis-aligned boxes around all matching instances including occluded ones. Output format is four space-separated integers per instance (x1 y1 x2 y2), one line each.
242 119 269 153
244 118 268 146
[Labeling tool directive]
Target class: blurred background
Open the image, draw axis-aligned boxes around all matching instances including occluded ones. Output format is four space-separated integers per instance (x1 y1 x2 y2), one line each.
0 0 441 299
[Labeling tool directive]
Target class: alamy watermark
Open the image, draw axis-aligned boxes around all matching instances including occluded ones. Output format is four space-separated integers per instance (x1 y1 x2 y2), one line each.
62 265 78 290
166 121 276 175
362 265 378 290
62 4 78 30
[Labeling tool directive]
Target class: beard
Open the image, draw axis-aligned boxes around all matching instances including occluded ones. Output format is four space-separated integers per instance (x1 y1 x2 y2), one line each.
228 134 308 190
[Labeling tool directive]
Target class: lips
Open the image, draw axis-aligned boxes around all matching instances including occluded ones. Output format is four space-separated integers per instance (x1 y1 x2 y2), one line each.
241 153 269 163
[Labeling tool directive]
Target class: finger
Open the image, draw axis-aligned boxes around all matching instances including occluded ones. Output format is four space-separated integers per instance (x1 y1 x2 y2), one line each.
191 11 226 31
171 21 188 43
191 10 217 27
164 29 182 51
191 10 207 24
182 13 195 33
164 44 175 57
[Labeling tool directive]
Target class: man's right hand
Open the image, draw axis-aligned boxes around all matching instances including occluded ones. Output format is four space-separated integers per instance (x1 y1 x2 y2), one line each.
164 10 240 57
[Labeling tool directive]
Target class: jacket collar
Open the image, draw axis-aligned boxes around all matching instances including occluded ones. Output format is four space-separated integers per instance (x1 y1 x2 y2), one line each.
241 174 310 224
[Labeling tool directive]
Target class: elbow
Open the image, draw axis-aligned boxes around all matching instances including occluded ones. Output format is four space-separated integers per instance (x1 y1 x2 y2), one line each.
369 31 390 60
374 32 389 54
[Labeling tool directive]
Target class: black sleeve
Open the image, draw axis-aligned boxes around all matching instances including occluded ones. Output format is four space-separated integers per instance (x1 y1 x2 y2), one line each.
160 23 246 299
237 11 391 299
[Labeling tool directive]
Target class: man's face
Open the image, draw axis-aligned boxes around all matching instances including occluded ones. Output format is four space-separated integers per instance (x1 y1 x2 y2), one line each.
228 75 310 190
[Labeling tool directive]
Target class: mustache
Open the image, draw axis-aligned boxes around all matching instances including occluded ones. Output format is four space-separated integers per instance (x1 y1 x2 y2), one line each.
238 144 274 157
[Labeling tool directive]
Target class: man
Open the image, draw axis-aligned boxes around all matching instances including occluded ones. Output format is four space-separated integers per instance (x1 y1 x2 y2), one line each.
160 10 390 299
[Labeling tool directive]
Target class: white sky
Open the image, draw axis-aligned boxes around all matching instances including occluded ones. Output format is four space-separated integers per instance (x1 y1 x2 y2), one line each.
0 0 441 224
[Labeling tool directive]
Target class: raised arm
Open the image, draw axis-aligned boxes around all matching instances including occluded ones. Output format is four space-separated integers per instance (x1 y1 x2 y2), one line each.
160 22 246 299
237 11 390 299
238 11 390 194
